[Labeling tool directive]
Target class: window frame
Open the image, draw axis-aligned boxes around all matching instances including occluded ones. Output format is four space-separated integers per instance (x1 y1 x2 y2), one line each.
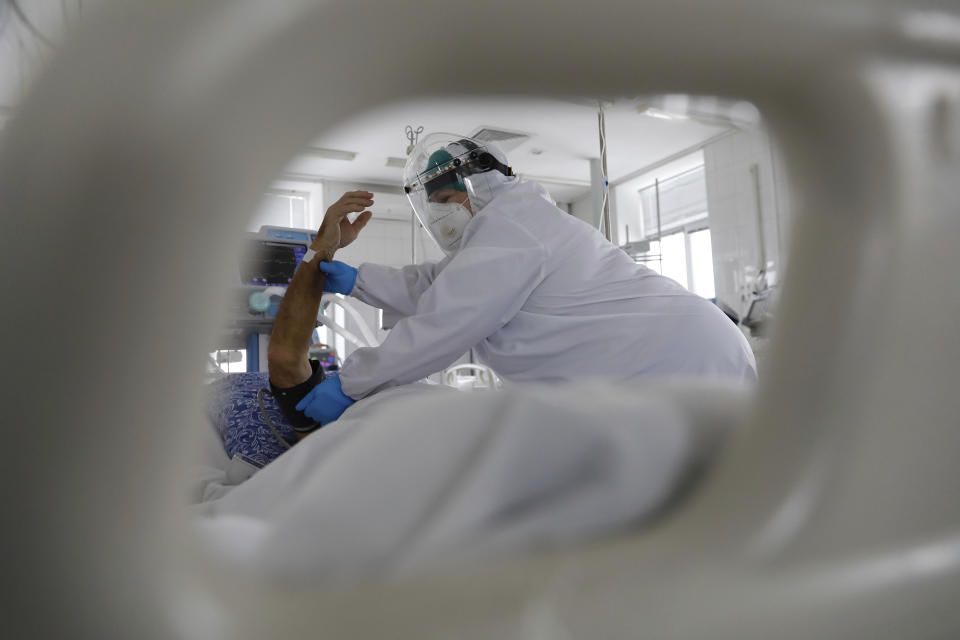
254 188 312 231
636 182 715 298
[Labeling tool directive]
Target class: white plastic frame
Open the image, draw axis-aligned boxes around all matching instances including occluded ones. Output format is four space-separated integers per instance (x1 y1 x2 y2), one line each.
442 363 500 390
3 1 960 638
320 293 379 349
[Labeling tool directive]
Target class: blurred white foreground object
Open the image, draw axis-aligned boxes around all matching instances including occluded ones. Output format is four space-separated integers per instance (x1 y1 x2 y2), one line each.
2 0 960 638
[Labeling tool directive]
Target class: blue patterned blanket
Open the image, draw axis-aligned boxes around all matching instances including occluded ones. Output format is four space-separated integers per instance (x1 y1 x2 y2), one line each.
205 373 298 469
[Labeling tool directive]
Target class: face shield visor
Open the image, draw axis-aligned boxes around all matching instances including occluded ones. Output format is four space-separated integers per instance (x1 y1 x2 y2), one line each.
403 133 515 255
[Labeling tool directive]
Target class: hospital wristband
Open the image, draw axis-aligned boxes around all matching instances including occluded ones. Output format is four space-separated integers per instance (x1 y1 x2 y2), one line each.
301 248 318 266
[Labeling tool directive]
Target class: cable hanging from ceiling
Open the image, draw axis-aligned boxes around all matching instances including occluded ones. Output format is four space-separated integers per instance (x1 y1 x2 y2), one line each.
597 101 612 241
0 1 12 38
10 0 56 49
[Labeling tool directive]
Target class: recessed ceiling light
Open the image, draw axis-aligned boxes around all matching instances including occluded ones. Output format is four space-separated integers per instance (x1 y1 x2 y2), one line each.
299 146 357 161
470 127 531 152
636 106 685 121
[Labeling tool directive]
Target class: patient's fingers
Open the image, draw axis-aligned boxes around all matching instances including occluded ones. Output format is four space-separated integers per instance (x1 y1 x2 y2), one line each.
336 191 374 207
339 198 374 208
337 208 374 248
325 191 374 221
341 190 373 199
352 210 373 230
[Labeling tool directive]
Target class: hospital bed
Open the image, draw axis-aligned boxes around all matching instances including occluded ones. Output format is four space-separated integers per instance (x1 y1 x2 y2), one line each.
191 376 743 580
3 0 960 638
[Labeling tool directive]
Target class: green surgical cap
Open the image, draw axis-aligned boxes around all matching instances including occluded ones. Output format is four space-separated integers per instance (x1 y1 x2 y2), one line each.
425 148 466 195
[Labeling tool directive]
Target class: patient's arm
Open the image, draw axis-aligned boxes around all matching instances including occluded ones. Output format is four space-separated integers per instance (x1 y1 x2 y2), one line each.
267 191 373 388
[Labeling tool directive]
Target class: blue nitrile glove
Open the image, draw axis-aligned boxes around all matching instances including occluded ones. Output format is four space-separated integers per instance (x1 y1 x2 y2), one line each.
317 260 357 295
295 373 355 425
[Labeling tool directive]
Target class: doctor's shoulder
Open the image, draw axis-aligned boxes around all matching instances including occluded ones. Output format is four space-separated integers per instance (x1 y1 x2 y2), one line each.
461 210 549 259
484 190 556 228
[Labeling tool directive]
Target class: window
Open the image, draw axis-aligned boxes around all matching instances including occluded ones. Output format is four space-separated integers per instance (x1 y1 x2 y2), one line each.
314 304 346 357
334 304 346 359
634 165 716 299
209 349 247 374
248 190 310 232
313 326 330 348
659 232 689 289
639 166 708 237
636 228 715 298
689 228 716 299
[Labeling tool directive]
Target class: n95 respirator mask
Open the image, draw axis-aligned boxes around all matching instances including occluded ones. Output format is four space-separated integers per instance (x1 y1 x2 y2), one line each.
427 201 472 254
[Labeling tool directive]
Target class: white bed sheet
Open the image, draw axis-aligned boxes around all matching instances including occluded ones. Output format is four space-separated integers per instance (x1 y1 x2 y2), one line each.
188 380 749 583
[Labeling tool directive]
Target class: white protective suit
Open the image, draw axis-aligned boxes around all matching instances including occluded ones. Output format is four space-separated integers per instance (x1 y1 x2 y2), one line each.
340 180 757 400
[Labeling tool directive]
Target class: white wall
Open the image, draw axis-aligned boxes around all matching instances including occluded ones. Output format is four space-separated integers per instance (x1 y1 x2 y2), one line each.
599 129 791 323
570 191 596 227
702 127 791 318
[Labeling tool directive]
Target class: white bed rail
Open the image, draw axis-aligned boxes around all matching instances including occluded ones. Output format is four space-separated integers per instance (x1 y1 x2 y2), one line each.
320 293 379 349
442 363 501 391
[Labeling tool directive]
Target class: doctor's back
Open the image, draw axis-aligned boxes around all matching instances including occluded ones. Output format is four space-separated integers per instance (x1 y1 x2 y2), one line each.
460 180 757 384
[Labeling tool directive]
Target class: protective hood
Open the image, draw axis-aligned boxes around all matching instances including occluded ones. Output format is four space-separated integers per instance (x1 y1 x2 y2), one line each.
403 132 518 254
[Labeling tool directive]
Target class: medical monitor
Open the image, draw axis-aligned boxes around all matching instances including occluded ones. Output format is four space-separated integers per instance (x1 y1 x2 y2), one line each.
239 239 308 286
259 226 313 243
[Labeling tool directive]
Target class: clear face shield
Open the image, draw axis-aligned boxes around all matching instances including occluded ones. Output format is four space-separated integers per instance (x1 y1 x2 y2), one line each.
403 133 514 255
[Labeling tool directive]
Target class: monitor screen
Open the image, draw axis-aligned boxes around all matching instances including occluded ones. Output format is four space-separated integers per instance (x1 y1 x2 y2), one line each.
239 240 307 286
264 228 311 243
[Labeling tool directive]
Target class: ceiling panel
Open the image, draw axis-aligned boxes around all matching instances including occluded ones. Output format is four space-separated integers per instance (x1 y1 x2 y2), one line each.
281 96 733 192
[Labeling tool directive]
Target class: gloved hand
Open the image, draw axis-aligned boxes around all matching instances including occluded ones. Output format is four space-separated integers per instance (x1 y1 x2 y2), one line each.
317 260 358 295
295 373 355 425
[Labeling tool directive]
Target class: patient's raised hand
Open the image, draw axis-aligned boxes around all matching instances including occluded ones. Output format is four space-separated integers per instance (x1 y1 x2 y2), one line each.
314 190 374 259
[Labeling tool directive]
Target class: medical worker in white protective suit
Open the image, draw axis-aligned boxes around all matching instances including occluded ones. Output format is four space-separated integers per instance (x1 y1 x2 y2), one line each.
295 133 756 425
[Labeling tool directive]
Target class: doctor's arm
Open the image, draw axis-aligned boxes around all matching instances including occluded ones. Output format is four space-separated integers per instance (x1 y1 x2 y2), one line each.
348 257 453 318
338 241 547 400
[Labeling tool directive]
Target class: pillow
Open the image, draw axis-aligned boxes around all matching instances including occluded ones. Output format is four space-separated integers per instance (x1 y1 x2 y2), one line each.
205 372 297 469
